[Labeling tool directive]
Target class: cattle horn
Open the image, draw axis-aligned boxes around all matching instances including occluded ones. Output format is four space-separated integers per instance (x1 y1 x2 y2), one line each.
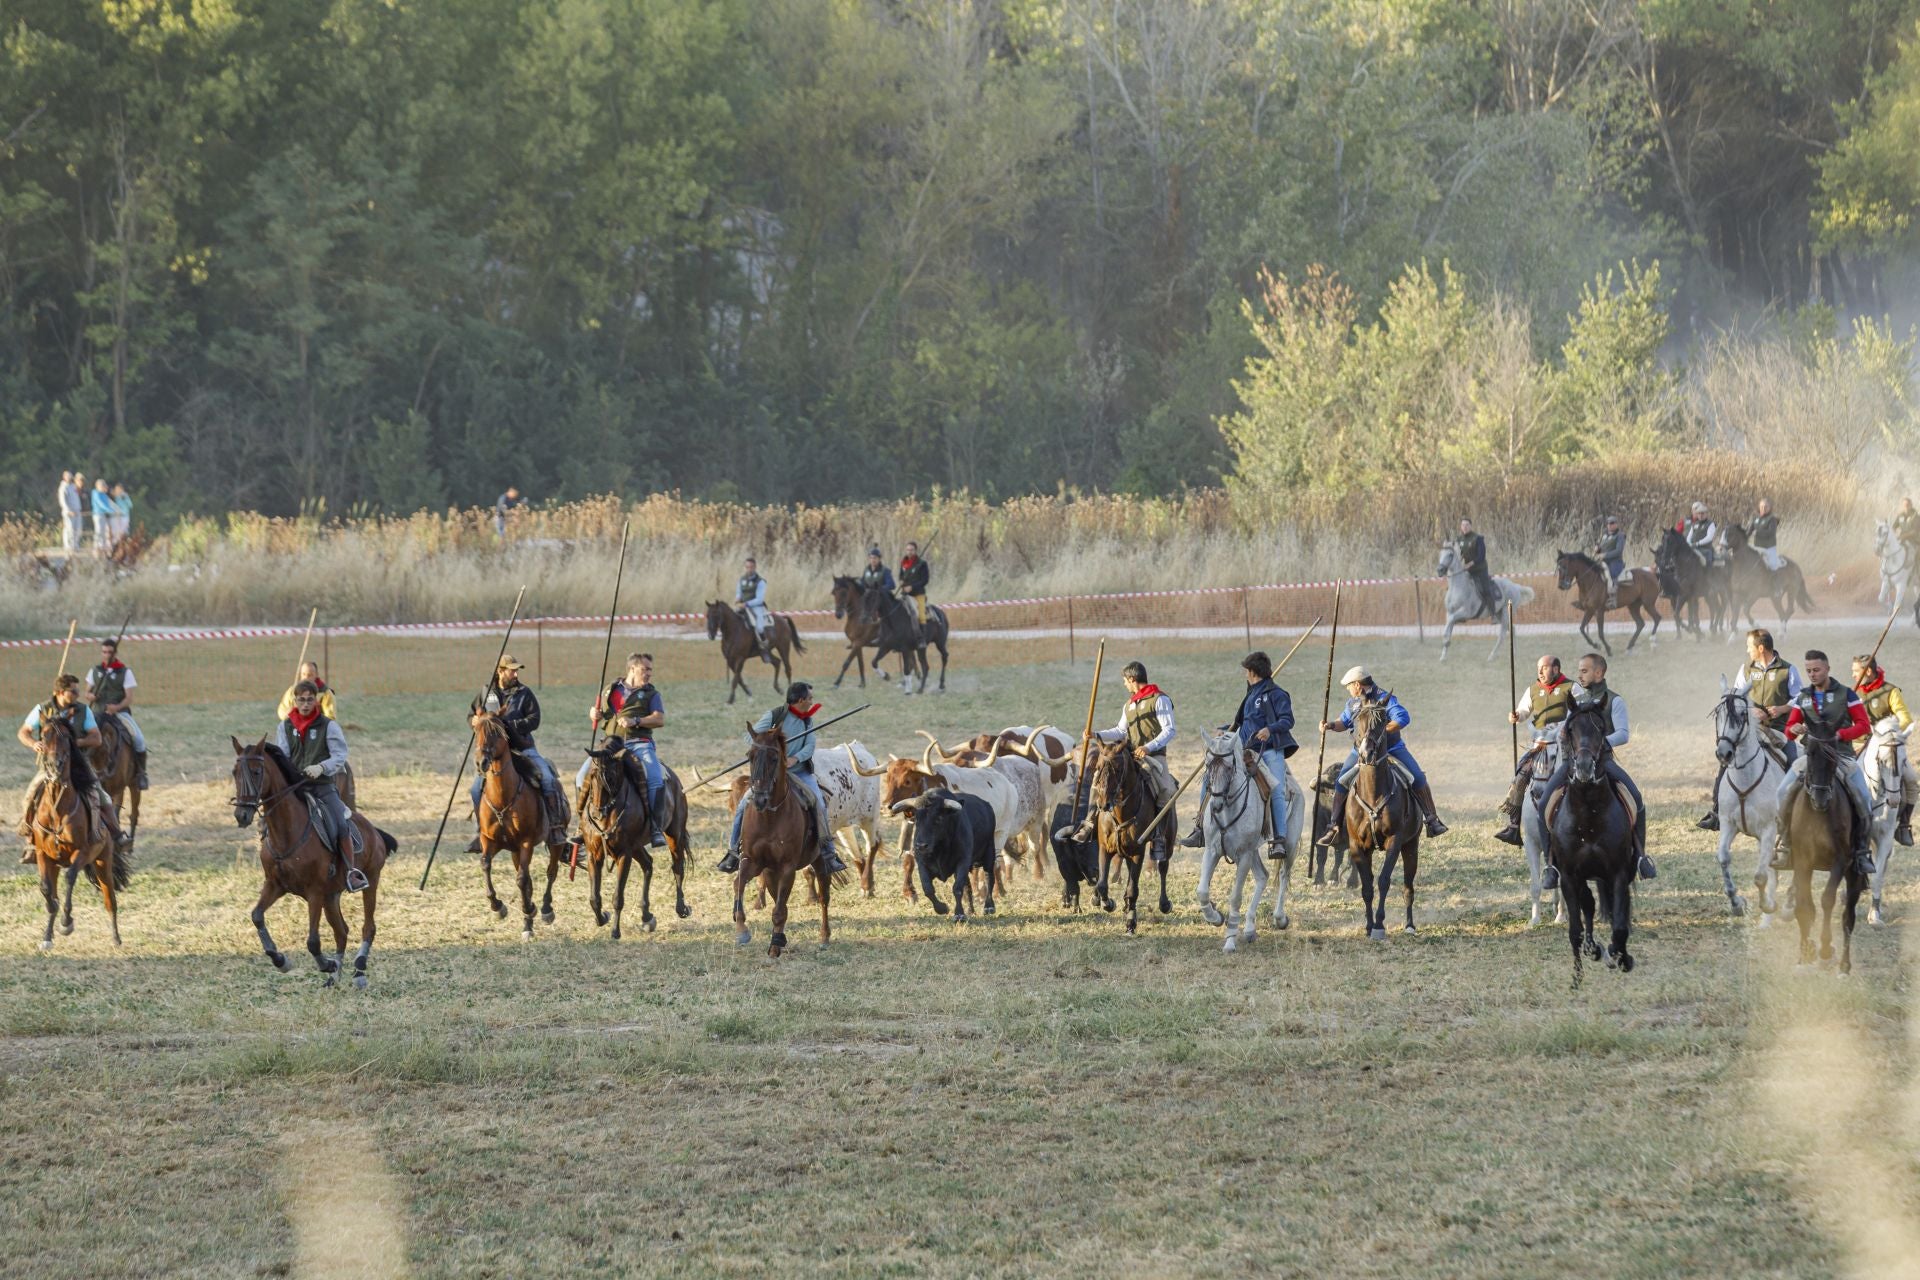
984 735 1005 766
687 764 733 793
920 740 940 774
1026 724 1075 766
888 796 928 815
850 754 889 777
916 729 964 762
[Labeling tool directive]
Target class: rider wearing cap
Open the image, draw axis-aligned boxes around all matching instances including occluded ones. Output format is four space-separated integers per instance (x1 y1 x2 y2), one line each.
1315 666 1447 844
1852 654 1916 848
84 637 148 791
1684 501 1719 566
716 681 848 878
1181 650 1298 858
1592 516 1627 606
17 674 122 858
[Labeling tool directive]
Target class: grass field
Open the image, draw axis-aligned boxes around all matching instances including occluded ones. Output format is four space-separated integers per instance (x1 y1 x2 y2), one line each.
4 626 1919 1278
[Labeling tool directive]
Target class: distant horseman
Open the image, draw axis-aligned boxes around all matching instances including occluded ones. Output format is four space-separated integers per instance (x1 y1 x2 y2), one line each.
898 541 931 646
737 556 774 660
1453 518 1498 618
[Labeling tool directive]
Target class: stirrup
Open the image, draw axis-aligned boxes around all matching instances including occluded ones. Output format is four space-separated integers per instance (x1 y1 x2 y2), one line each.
1179 826 1205 849
345 866 369 893
1696 811 1720 831
1313 827 1338 849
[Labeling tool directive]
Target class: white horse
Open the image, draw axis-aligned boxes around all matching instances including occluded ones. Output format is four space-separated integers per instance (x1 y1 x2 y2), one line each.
1876 521 1915 613
1195 731 1302 951
1863 720 1908 926
1434 545 1538 661
1709 681 1784 921
1518 751 1566 928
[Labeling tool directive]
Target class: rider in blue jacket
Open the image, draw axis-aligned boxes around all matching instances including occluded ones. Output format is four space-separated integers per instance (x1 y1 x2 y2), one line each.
1183 651 1299 857
1314 666 1448 845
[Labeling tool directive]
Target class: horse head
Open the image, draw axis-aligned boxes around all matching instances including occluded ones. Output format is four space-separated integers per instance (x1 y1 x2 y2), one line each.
1800 717 1842 813
1554 551 1574 591
831 576 857 620
1435 544 1457 577
1712 682 1754 766
747 724 788 811
1089 740 1137 813
471 709 510 774
1353 700 1392 765
1203 730 1242 799
229 734 277 829
705 601 727 640
37 717 71 786
1564 704 1609 785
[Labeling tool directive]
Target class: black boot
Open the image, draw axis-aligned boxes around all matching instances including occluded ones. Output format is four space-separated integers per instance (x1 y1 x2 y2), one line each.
1635 817 1655 881
1697 764 1726 830
1179 824 1205 849
715 847 740 874
649 813 667 848
1852 833 1876 879
134 750 149 791
1414 783 1448 838
1314 789 1347 848
1492 805 1524 847
1898 802 1914 848
465 835 483 854
818 839 847 876
1541 863 1559 892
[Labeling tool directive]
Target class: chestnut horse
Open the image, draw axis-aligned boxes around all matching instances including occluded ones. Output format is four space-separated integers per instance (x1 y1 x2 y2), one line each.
1785 714 1867 973
732 723 831 957
578 744 692 938
87 712 142 850
233 739 395 988
705 601 805 705
1343 701 1422 939
1085 740 1174 935
26 718 128 948
471 709 565 940
1555 550 1663 656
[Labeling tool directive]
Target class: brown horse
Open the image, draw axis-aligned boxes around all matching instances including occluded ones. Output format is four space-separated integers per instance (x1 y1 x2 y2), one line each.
1722 523 1818 633
471 709 565 939
1555 550 1663 656
233 739 395 987
87 712 141 850
578 745 692 938
26 719 127 948
1086 740 1174 935
829 576 885 688
1343 701 1422 939
732 723 831 957
706 601 804 705
1785 719 1867 973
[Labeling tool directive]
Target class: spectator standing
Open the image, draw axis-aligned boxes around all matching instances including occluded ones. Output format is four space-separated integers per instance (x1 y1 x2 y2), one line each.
110 483 132 547
90 478 115 555
57 472 81 553
494 486 524 540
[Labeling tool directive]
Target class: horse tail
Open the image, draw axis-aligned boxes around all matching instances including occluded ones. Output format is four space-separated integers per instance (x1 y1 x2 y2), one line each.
378 828 399 855
788 622 806 654
1794 574 1817 612
86 842 134 891
1507 581 1536 608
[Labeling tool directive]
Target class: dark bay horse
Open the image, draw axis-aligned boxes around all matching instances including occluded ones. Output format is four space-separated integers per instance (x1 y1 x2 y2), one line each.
1556 550 1662 656
829 576 949 694
1653 527 1726 639
1085 740 1173 935
1342 702 1421 939
87 712 141 850
471 709 564 940
27 719 127 948
1721 524 1817 635
578 744 691 938
233 739 395 988
1785 715 1866 973
706 601 804 705
733 723 831 957
1546 706 1637 985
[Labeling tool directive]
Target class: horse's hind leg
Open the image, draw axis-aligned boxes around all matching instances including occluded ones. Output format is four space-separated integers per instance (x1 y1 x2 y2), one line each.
1355 849 1378 938
1609 876 1634 972
1841 869 1863 975
322 893 351 980
539 846 562 923
251 881 291 970
769 867 797 957
1625 604 1645 652
1564 875 1585 983
639 849 658 933
353 882 378 989
517 850 537 941
60 862 79 935
1155 851 1172 915
816 865 832 945
305 895 338 983
1123 855 1142 935
1795 867 1816 963
1401 842 1419 934
1372 846 1398 940
93 845 120 946
1819 869 1841 963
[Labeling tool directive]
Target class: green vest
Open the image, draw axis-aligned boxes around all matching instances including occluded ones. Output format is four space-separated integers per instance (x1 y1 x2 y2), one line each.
1124 693 1167 751
1896 511 1920 545
284 714 335 775
38 700 80 731
1743 657 1794 710
1794 683 1854 736
89 663 127 706
1528 678 1574 730
1861 680 1902 726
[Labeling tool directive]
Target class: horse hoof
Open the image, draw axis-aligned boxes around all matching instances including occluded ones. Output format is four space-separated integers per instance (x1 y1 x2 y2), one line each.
1605 950 1620 970
1158 899 1172 915
59 922 73 936
1125 921 1137 935
643 916 657 933
1201 903 1224 927
676 903 692 919
1368 927 1386 941
1223 937 1238 954
323 974 336 989
354 974 368 990
1404 924 1416 935
1751 872 1768 890
491 900 508 918
1101 899 1116 914
1730 896 1747 917
933 902 949 916
37 940 51 951
736 930 751 946
1870 905 1885 926
1273 915 1290 931
594 911 609 927
1617 954 1635 973
540 908 555 924
983 904 996 916
953 913 967 925
611 926 622 940
521 929 533 942
271 952 291 972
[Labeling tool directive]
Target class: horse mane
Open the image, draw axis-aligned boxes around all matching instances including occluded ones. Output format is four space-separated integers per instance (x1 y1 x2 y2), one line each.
259 741 299 784
1560 549 1599 571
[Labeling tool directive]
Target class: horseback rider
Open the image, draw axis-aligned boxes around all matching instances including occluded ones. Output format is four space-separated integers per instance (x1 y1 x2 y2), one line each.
1767 650 1876 878
1851 654 1916 848
1746 498 1782 572
579 651 668 848
277 661 338 720
736 556 773 659
1699 628 1802 830
1684 501 1718 566
16 674 123 858
1062 662 1180 864
464 656 569 854
1315 667 1448 844
1534 653 1653 889
715 681 848 878
84 637 148 791
276 679 368 893
1896 498 1920 556
898 540 931 645
1492 654 1575 847
1181 651 1298 858
1453 518 1499 617
1592 516 1627 607
858 547 894 627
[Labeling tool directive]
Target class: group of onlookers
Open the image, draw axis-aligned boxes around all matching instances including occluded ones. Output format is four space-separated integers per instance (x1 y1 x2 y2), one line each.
55 471 134 557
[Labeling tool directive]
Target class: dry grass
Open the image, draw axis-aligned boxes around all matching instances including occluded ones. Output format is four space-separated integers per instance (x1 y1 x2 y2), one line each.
3 626 1919 1275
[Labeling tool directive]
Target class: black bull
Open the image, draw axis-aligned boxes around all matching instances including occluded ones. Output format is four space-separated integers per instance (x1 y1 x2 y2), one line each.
892 787 997 921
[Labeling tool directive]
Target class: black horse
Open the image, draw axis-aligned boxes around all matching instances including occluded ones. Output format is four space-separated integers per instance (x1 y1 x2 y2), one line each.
830 576 950 694
1654 527 1727 639
1548 705 1639 985
1721 524 1817 634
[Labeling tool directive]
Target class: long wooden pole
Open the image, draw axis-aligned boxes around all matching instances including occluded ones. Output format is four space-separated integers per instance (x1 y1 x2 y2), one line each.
54 619 77 678
1312 583 1345 793
585 519 633 753
1507 600 1519 769
1070 639 1107 827
1274 616 1323 674
294 606 319 675
420 585 528 891
1869 599 1902 667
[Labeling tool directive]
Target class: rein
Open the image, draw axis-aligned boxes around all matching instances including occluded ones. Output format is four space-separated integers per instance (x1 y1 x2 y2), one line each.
232 751 318 863
1206 746 1255 832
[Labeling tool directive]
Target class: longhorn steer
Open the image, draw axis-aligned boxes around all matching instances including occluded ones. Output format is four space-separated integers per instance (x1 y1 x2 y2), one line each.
890 788 997 921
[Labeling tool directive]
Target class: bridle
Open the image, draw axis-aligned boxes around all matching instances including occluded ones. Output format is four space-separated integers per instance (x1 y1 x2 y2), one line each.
1713 691 1760 772
472 713 526 820
1090 744 1149 831
748 734 789 812
1204 735 1253 831
231 746 315 859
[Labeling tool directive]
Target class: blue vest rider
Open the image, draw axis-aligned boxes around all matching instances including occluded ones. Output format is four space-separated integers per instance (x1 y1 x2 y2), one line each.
736 557 772 652
277 679 367 892
17 674 122 858
85 637 148 791
1183 650 1298 856
465 656 569 855
577 652 668 848
1314 667 1448 845
715 681 848 878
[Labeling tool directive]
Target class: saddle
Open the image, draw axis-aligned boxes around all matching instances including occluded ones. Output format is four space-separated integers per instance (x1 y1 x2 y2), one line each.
298 784 363 858
1241 750 1275 804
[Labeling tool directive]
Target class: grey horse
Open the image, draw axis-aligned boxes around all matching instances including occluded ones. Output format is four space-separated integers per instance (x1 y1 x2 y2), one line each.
1435 544 1537 661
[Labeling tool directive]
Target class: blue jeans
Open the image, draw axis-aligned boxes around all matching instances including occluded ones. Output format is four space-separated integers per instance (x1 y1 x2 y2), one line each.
112 711 145 752
473 750 558 810
1337 741 1426 790
575 739 662 810
1604 557 1625 582
728 767 836 857
1197 746 1291 839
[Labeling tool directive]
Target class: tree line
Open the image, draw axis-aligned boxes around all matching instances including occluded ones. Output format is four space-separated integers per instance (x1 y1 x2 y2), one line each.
3 0 1917 523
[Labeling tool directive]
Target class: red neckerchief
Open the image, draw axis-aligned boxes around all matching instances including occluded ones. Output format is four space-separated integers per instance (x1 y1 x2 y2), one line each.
901 556 919 569
99 659 126 672
1858 673 1887 697
1129 684 1162 703
288 706 322 735
789 702 821 721
1539 674 1570 692
608 682 629 713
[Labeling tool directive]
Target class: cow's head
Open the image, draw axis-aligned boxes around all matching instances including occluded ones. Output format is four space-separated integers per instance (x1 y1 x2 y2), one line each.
889 787 964 855
856 741 944 810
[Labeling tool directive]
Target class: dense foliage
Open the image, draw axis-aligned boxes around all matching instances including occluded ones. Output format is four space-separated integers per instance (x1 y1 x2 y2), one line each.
3 0 1917 519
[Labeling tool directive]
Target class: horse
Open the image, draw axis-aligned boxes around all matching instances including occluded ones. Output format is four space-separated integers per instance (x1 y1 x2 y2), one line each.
705 600 805 706
1085 740 1173 935
1708 681 1785 920
1194 731 1302 951
1433 544 1538 661
87 711 141 851
1547 705 1638 985
1783 714 1866 972
828 576 949 694
732 723 831 957
1721 524 1816 636
577 744 692 939
1555 550 1662 656
1517 750 1566 929
1653 527 1725 639
1875 521 1916 614
471 709 565 940
232 738 395 988
1306 762 1355 888
1342 700 1422 939
25 718 128 949
1860 719 1907 927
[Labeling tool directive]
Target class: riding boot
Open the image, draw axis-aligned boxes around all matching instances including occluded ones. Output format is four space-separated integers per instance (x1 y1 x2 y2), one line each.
1635 812 1656 881
817 835 847 876
1697 762 1727 830
715 847 740 874
1061 815 1097 844
16 781 38 841
1769 781 1800 869
1898 802 1914 848
342 850 369 894
1314 787 1348 847
465 835 483 854
1150 824 1172 866
1493 768 1529 847
1179 823 1206 849
133 750 149 791
1852 816 1876 879
1414 782 1448 837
